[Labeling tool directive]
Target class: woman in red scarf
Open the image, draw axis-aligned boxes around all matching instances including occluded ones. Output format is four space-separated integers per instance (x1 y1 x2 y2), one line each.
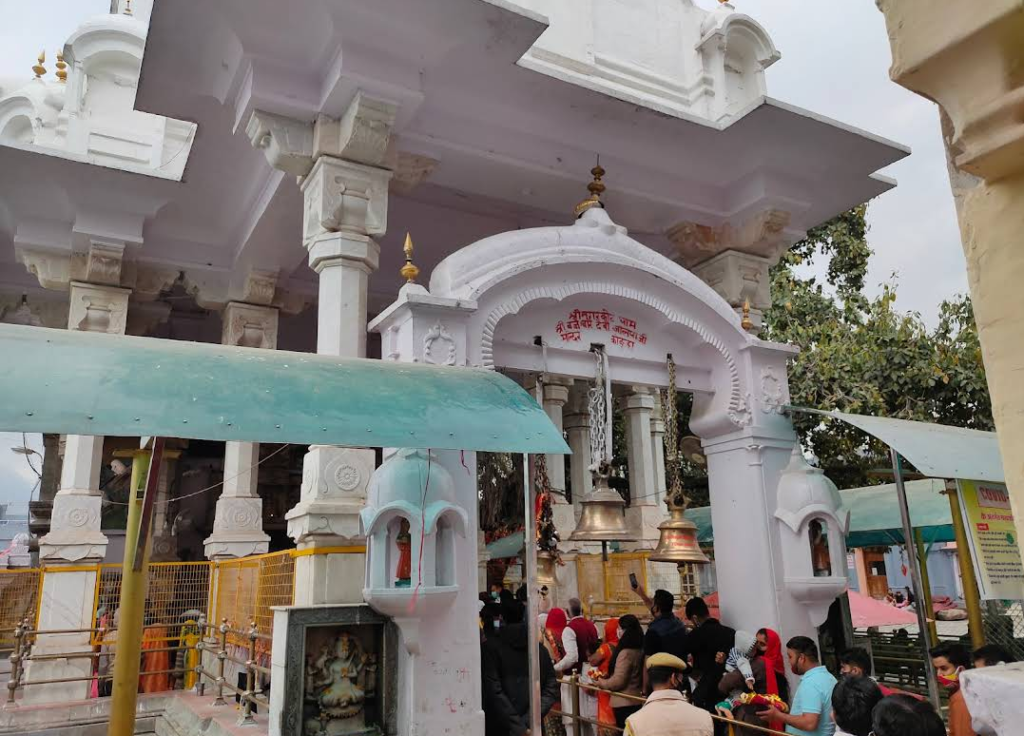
755 628 788 731
543 609 568 736
587 617 620 736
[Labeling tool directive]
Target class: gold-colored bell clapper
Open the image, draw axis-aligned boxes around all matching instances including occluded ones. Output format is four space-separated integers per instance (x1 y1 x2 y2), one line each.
570 467 634 542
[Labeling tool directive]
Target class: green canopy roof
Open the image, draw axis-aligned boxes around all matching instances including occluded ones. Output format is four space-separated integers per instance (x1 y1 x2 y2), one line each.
0 325 569 454
688 478 953 549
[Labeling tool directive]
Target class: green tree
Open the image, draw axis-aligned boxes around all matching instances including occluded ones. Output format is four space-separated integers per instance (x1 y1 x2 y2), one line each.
761 204 992 488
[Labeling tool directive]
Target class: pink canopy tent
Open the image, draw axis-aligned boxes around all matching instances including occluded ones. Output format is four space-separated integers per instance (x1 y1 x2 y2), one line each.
849 589 919 628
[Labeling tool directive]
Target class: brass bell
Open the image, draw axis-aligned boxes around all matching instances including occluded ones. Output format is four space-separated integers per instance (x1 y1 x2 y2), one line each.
650 505 710 565
537 551 557 589
570 471 634 542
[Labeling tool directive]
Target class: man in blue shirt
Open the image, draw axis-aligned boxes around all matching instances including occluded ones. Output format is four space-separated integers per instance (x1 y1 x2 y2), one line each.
757 636 836 736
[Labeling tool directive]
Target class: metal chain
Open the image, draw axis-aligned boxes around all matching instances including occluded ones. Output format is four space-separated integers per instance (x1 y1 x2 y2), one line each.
587 347 609 471
664 355 685 508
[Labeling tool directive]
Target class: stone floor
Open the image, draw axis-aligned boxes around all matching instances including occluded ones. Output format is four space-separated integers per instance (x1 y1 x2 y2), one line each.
0 690 269 736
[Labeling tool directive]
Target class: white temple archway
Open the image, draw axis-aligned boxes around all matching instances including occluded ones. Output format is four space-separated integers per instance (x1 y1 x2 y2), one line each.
370 205 848 730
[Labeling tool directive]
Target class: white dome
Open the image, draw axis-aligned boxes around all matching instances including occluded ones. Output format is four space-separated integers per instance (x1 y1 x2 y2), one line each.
367 448 457 509
775 446 845 532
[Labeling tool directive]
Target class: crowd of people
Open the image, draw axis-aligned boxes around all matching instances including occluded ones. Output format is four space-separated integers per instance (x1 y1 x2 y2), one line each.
479 582 1018 736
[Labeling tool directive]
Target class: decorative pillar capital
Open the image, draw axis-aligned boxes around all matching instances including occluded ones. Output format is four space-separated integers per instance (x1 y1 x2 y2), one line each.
624 387 656 413
691 249 772 331
68 281 130 334
222 301 280 349
245 109 315 177
667 208 795 269
287 446 374 545
301 155 393 246
542 377 572 408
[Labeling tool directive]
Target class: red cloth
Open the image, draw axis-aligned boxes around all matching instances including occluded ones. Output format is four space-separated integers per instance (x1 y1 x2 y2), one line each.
569 617 600 666
595 618 620 735
546 608 568 645
759 628 785 733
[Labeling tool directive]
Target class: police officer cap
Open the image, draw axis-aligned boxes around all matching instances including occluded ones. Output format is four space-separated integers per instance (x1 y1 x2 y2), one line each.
646 653 688 671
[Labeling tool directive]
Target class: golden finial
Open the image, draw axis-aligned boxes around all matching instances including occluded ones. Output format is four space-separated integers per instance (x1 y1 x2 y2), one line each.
741 298 754 332
400 232 420 283
55 51 67 83
573 161 607 217
32 51 46 79
124 0 133 15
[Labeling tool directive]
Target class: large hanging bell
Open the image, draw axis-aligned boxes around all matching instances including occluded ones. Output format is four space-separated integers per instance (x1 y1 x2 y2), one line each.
570 472 634 542
649 505 710 565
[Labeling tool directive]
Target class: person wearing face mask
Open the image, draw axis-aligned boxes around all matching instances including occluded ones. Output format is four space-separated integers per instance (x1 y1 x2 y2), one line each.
594 615 646 728
588 617 621 736
622 653 712 736
930 642 977 736
757 636 836 736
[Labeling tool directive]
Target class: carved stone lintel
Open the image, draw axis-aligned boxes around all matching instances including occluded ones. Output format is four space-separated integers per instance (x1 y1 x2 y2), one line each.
17 249 72 291
390 151 439 196
314 92 397 168
68 281 129 334
287 446 374 544
240 268 279 306
667 209 794 268
301 155 392 244
130 263 179 301
245 109 314 177
222 301 279 349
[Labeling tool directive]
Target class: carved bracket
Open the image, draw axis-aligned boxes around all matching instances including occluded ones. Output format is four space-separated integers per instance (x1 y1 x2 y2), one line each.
300 156 392 244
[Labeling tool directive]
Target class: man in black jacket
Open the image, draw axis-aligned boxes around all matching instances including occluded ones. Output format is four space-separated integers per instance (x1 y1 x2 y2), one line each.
481 599 560 736
681 597 735 714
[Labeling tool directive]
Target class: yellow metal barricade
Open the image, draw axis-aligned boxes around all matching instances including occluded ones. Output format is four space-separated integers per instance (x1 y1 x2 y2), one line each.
213 549 296 645
577 551 651 618
0 569 42 646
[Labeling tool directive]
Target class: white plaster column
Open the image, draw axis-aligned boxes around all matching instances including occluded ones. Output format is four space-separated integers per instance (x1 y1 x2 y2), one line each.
204 301 277 560
650 390 667 501
477 530 491 595
564 380 593 519
248 95 396 609
27 279 129 703
541 377 576 546
624 387 664 548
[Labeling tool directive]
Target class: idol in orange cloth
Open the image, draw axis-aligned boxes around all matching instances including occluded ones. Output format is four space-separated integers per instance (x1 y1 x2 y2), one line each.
395 518 412 588
139 623 171 693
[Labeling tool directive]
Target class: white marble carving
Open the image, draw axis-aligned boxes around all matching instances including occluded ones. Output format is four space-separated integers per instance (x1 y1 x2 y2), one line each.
68 281 129 334
288 446 375 544
422 321 457 366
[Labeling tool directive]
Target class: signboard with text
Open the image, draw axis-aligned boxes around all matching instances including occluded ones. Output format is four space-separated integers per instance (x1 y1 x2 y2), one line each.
956 479 1024 600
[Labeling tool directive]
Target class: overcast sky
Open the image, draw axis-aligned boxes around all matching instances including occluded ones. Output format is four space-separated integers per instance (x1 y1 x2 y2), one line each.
0 1 969 502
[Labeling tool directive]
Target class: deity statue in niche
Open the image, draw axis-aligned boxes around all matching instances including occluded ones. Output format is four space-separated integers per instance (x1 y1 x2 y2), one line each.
394 518 412 588
809 519 832 577
304 631 379 735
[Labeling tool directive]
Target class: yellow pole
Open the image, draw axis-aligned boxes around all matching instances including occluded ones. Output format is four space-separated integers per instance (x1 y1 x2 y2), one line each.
914 528 939 646
108 449 152 736
946 485 986 650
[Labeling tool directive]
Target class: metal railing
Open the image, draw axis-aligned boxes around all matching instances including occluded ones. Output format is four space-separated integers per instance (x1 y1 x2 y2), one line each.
193 616 270 725
4 619 190 704
558 675 790 736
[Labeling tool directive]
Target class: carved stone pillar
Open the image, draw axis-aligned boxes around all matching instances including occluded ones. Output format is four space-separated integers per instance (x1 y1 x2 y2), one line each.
875 0 1024 574
247 95 396 621
203 302 277 560
27 278 129 703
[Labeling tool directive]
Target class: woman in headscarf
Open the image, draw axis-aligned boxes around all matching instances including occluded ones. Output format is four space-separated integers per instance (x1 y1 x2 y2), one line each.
587 617 620 736
593 614 645 729
542 609 568 736
714 627 790 735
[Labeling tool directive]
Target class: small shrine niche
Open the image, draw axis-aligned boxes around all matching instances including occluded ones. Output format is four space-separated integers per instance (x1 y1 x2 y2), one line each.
774 447 849 626
808 518 833 577
361 449 468 651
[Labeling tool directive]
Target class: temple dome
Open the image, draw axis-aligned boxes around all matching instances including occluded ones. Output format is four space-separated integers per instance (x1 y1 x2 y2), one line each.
774 446 847 533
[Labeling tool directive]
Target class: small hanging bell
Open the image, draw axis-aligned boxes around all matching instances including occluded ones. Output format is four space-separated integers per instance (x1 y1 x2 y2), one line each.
570 470 634 542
